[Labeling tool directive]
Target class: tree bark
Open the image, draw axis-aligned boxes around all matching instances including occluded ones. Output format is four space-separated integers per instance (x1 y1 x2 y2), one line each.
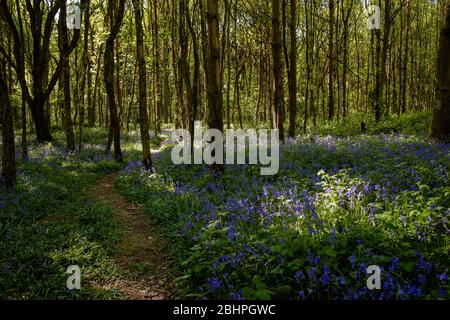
429 5 450 142
401 1 411 116
153 0 162 133
288 0 297 138
272 0 285 141
104 0 125 162
58 3 76 152
90 44 103 127
132 0 155 171
0 61 16 187
206 0 224 174
374 0 392 122
186 7 200 134
328 0 335 121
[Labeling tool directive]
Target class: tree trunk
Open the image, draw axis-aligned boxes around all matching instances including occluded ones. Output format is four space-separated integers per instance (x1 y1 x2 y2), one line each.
341 3 351 119
304 0 312 133
429 6 450 142
373 24 382 122
288 0 297 138
328 0 335 121
58 3 76 152
132 0 155 171
374 0 392 122
272 0 284 141
0 0 86 144
0 63 16 187
153 0 162 133
186 7 200 132
401 1 411 116
90 45 103 127
206 0 224 174
104 0 125 162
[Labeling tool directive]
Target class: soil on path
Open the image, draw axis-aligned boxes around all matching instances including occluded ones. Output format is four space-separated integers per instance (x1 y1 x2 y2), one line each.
90 173 175 300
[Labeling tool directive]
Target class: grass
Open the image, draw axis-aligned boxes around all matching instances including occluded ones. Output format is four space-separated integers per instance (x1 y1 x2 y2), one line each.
310 111 433 137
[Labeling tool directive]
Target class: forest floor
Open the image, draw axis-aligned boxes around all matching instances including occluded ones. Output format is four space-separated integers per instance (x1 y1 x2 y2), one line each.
89 173 175 299
2 113 448 300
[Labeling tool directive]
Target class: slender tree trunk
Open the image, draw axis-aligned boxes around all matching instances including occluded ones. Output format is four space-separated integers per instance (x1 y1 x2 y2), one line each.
186 7 200 130
304 0 311 133
171 0 183 129
58 3 75 152
90 44 103 127
341 4 351 119
401 1 411 115
288 0 297 138
206 0 224 174
272 0 284 141
0 63 16 187
429 5 450 142
328 0 335 121
153 0 162 133
79 2 91 150
374 27 382 122
177 0 188 130
132 0 155 170
104 0 125 161
127 62 137 130
234 62 244 129
21 93 28 160
374 0 392 122
115 43 124 127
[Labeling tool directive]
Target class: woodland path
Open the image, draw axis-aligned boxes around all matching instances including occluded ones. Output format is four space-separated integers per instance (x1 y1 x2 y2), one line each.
89 172 175 300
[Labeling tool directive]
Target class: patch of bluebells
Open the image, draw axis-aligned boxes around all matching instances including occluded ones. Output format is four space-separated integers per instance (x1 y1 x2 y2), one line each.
120 135 450 299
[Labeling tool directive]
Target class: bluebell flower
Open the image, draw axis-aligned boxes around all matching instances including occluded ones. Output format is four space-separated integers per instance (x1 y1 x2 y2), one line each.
320 267 331 285
405 283 422 297
389 256 400 271
295 271 305 283
298 291 306 299
229 289 243 300
348 255 357 266
359 263 367 273
308 267 317 281
418 274 426 285
208 277 222 291
329 228 336 242
437 270 448 284
336 276 346 286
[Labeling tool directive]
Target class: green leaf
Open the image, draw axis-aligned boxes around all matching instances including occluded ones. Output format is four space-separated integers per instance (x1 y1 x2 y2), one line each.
320 246 337 257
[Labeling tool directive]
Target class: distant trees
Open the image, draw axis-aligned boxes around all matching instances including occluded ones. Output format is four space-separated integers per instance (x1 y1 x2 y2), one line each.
0 0 448 184
430 5 450 142
0 0 84 144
